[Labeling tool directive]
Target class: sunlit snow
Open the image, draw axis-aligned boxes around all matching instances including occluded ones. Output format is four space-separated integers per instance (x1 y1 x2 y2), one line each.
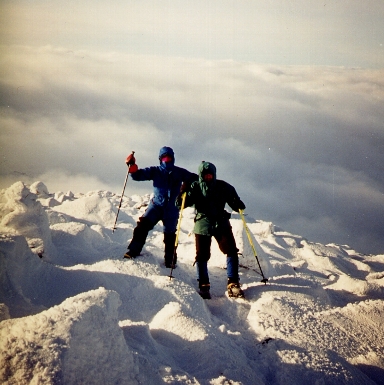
1 181 383 384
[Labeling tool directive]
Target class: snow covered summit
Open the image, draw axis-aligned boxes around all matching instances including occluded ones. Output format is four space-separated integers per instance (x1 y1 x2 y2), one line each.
1 181 383 384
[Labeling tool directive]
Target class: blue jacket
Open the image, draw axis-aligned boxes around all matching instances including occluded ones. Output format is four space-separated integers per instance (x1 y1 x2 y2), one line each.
131 146 197 213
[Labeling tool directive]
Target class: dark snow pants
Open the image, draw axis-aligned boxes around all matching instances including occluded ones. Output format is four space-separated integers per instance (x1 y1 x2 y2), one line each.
195 223 239 285
128 201 178 260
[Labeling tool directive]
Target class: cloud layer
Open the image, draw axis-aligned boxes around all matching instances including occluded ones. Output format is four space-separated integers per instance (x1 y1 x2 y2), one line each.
1 0 383 67
1 46 383 254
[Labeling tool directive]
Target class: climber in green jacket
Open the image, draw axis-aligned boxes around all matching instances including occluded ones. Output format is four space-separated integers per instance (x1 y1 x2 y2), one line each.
177 161 246 299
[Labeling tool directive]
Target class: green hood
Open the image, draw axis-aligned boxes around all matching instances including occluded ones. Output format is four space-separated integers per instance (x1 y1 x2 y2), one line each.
198 161 216 196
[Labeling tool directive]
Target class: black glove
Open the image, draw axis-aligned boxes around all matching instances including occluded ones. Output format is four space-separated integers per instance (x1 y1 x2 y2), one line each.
237 200 246 211
180 182 188 193
175 193 184 209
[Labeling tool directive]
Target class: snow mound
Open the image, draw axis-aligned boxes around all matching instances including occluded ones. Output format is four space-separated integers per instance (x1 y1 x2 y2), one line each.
150 301 208 341
50 191 117 226
0 288 137 385
29 181 49 196
0 182 55 258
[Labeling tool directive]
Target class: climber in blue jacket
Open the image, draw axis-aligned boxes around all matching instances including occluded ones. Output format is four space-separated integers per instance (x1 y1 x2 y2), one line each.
124 146 197 267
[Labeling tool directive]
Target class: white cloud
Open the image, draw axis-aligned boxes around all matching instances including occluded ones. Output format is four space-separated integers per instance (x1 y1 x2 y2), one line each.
1 45 383 254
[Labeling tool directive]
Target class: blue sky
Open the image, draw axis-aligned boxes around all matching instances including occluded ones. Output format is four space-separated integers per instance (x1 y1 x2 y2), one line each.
1 0 383 254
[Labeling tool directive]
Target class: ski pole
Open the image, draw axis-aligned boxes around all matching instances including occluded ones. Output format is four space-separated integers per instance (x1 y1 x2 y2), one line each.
169 192 186 280
239 209 268 284
112 151 135 233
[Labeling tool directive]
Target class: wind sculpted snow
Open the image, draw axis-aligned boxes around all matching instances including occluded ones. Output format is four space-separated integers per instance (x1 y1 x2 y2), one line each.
0 181 383 385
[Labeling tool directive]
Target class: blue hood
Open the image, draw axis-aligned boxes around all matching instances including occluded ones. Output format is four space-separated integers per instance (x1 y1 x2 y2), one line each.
159 146 175 171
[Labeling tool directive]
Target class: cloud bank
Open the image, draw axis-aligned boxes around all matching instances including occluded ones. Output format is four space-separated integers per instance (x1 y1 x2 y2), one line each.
1 45 383 254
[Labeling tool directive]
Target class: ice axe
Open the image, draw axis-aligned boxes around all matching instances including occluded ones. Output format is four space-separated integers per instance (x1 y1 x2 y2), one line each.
239 209 268 284
112 151 135 233
168 192 187 280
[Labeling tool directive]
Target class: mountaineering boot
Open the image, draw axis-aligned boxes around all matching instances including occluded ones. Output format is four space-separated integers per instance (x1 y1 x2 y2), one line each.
124 217 153 259
227 282 245 298
123 249 139 259
198 283 211 299
164 232 177 268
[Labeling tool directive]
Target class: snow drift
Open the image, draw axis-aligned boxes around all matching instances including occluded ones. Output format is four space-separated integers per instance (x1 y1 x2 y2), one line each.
0 287 136 384
0 181 383 385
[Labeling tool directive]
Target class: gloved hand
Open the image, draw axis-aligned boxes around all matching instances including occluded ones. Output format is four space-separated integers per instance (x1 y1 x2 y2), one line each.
175 192 186 209
180 182 188 194
175 193 182 208
126 153 136 165
128 164 138 173
237 200 246 211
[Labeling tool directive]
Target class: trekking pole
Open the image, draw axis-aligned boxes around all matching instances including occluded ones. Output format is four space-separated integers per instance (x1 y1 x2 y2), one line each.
112 151 135 233
169 192 186 280
239 209 268 284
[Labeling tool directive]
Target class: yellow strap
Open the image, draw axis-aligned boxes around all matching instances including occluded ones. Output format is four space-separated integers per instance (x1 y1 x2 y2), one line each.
239 209 258 257
239 209 268 284
175 192 187 248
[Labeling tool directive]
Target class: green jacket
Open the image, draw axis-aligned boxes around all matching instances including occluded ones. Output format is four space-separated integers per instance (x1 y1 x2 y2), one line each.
179 162 245 236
